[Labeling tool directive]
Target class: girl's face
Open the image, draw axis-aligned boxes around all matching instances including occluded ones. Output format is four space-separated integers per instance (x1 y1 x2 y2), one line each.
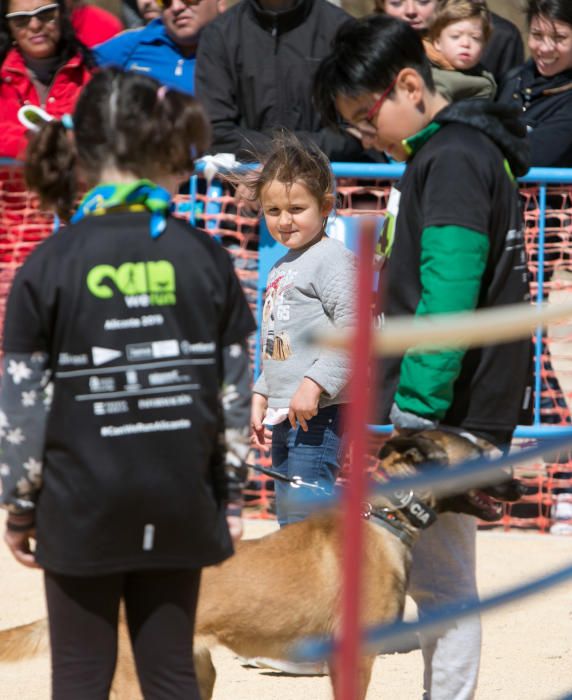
434 18 486 70
261 180 333 250
528 14 572 77
381 0 437 32
5 0 61 60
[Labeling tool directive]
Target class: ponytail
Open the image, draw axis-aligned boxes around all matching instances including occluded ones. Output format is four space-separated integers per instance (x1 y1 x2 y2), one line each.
24 120 78 222
25 69 213 222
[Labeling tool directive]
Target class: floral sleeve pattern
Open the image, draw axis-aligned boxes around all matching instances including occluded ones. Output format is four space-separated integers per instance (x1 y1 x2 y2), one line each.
0 352 52 515
220 341 251 509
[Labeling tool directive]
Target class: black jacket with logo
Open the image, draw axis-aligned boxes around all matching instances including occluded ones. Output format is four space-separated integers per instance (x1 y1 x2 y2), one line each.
195 0 365 161
2 213 256 575
497 59 572 167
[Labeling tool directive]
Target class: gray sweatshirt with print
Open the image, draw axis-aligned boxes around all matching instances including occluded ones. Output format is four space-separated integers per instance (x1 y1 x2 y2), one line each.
253 237 356 409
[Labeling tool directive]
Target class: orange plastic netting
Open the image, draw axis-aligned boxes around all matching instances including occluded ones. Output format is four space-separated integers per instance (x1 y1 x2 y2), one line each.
1 168 571 532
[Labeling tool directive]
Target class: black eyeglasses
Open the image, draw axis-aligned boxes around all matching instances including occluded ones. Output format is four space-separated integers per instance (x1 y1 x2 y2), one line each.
5 3 59 29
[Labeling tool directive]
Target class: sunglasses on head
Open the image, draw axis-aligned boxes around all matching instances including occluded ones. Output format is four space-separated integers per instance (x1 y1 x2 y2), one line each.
5 3 59 29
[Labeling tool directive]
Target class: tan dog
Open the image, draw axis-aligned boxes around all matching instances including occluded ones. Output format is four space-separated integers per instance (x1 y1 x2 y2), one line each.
0 429 520 699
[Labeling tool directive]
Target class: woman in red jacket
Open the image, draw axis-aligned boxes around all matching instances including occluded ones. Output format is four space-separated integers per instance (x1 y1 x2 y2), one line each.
0 0 94 158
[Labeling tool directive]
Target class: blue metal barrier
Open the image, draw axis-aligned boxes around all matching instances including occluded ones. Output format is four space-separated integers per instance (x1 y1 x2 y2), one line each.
2 157 571 438
247 163 572 440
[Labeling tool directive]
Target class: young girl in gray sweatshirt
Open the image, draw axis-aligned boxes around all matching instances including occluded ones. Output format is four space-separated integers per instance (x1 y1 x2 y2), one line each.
250 134 357 526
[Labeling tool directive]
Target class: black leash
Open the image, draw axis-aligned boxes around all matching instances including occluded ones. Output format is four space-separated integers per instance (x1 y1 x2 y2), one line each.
252 464 437 531
251 464 333 494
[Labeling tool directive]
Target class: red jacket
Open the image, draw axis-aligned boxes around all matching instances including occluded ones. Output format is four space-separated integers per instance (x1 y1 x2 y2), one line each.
0 48 93 159
71 6 123 48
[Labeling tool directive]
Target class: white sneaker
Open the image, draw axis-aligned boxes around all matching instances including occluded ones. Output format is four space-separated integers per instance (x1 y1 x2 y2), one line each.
251 657 328 675
550 521 572 536
552 496 572 521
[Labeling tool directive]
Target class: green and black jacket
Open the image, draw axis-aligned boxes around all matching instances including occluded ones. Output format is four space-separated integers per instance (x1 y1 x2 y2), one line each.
377 100 533 446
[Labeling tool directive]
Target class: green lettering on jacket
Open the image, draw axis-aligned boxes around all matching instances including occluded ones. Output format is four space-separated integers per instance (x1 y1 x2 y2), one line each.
86 260 176 306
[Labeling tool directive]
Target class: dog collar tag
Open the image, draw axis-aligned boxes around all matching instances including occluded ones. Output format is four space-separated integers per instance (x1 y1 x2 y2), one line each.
405 497 437 529
388 489 437 529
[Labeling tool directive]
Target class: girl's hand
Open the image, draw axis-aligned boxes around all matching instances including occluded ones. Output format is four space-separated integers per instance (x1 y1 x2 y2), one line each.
4 528 41 569
226 514 243 543
288 378 323 432
251 394 271 450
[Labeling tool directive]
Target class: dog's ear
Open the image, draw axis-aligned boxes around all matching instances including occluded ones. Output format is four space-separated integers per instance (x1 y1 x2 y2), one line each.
378 438 428 467
378 437 418 459
378 435 448 467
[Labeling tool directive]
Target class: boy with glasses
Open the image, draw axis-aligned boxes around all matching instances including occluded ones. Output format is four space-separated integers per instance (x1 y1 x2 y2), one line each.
315 14 533 700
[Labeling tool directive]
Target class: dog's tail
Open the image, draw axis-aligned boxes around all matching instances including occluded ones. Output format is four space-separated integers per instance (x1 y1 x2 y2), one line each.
0 618 49 662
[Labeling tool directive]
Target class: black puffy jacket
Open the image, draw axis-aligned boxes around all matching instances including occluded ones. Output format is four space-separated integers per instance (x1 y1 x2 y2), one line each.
497 59 572 168
195 0 366 161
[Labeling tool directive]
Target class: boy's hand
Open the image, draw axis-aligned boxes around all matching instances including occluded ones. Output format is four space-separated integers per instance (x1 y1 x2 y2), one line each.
4 528 41 569
226 514 243 543
251 393 271 449
289 378 323 432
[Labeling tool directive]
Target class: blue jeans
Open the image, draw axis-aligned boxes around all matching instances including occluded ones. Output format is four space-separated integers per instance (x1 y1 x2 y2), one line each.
271 404 344 527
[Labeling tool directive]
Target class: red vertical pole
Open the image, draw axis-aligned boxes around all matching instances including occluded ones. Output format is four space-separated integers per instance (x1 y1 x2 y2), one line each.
336 219 376 700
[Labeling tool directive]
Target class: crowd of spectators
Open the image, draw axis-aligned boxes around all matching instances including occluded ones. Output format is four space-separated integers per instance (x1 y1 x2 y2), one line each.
0 0 570 168
195 0 365 161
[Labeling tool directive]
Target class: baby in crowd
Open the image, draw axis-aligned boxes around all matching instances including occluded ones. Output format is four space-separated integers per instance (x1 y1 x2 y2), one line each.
426 0 497 100
249 134 356 527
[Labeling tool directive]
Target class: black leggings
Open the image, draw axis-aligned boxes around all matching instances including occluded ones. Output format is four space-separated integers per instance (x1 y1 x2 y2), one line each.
44 568 202 700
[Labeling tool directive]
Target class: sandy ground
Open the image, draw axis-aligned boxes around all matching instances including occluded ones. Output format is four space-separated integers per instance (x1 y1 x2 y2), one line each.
1 514 571 700
2 278 572 698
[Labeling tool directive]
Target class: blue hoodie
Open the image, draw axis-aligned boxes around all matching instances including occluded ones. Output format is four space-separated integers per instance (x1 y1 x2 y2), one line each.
94 18 195 94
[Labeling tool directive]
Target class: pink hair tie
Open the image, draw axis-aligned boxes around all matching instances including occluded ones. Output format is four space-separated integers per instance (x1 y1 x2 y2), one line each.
157 85 168 102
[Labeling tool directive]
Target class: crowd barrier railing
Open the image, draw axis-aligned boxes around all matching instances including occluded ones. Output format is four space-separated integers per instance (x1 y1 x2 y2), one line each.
1 158 572 531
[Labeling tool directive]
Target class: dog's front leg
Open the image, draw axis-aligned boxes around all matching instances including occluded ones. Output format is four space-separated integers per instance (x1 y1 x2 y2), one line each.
193 638 216 700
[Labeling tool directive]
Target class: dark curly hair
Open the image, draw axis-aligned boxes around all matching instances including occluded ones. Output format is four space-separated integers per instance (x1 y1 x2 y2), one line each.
25 68 211 220
0 0 94 68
